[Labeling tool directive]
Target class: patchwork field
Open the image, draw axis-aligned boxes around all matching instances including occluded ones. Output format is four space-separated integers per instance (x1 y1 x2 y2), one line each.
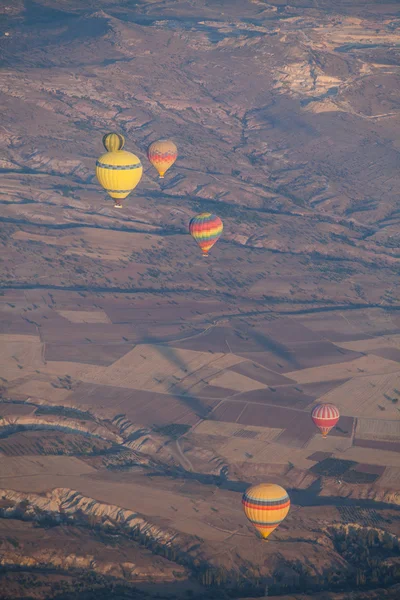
356 418 400 440
1 301 399 483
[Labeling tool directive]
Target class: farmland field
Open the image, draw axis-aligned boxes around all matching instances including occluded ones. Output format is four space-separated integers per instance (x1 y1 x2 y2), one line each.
356 418 400 440
314 373 400 419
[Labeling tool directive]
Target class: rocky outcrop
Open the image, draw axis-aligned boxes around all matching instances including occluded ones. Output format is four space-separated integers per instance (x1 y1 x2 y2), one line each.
0 487 208 568
0 414 123 445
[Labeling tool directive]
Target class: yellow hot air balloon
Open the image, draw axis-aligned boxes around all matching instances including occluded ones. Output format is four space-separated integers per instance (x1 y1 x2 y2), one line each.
96 134 143 209
242 483 290 541
147 139 178 178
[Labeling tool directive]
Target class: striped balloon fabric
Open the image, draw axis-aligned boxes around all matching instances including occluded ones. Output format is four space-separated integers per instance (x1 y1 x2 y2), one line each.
189 212 223 256
96 150 143 208
147 139 178 178
311 403 340 437
242 483 290 541
102 132 125 152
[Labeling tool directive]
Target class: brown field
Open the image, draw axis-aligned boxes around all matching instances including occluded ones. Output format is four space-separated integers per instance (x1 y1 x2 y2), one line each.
67 382 217 425
173 327 245 354
0 456 96 479
299 379 351 397
294 313 371 339
228 361 295 386
210 401 247 423
0 404 36 419
255 318 325 344
335 334 400 353
307 451 333 462
192 420 283 442
238 403 303 429
274 412 318 448
353 464 386 476
314 372 400 419
43 342 134 366
39 321 142 345
232 387 316 409
296 310 400 340
39 345 244 396
8 380 74 404
307 426 355 449
0 430 111 457
292 342 362 368
187 384 235 399
356 418 400 440
328 416 354 438
207 370 266 393
286 354 400 385
354 438 400 453
56 310 112 324
375 466 400 489
0 334 45 381
372 347 400 362
13 228 161 262
105 299 233 325
333 446 400 467
232 350 297 373
0 313 37 336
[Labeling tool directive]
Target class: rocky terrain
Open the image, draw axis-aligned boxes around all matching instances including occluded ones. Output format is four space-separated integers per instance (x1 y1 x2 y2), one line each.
1 1 400 599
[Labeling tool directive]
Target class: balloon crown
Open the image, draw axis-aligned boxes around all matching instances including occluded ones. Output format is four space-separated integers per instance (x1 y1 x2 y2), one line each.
103 132 125 152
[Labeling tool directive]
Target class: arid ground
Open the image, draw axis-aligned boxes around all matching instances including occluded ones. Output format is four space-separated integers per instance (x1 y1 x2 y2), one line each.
0 1 400 599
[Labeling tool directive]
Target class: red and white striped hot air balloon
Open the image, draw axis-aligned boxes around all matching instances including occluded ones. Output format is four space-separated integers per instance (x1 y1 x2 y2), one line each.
311 403 340 438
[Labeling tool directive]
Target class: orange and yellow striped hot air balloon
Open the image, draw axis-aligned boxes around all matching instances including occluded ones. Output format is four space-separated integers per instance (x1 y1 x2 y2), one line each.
242 483 290 541
147 139 178 178
189 212 223 257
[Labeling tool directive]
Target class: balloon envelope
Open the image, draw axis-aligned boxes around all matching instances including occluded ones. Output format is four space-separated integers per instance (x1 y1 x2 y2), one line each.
96 149 143 207
189 212 223 256
147 139 177 178
311 403 340 437
103 132 125 152
242 483 290 540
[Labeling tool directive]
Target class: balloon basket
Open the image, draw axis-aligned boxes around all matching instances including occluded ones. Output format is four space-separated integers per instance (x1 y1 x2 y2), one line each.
159 175 165 179
202 253 209 257
114 204 123 209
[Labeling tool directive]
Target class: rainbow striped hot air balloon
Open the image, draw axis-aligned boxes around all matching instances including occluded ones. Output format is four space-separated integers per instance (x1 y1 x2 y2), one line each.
242 483 290 541
189 212 223 257
96 133 143 209
311 403 340 438
147 139 178 178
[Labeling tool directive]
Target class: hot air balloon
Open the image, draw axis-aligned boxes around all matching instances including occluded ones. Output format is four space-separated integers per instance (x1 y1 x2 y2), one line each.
96 133 143 209
189 212 223 257
103 132 125 153
311 403 340 438
242 483 290 541
147 139 177 178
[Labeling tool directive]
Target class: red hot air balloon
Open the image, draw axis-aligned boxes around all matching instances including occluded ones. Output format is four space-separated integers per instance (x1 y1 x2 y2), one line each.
311 403 340 438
